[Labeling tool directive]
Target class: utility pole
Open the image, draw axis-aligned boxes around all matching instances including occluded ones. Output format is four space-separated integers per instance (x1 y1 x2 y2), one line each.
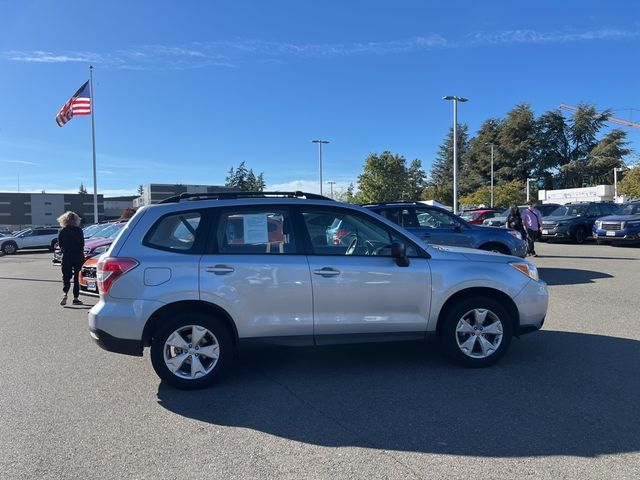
311 140 329 195
327 181 336 198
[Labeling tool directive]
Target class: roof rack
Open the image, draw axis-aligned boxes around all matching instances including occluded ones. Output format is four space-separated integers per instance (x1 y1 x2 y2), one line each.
159 191 334 204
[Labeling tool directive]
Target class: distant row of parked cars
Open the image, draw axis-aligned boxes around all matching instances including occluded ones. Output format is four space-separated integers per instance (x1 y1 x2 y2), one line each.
472 200 640 246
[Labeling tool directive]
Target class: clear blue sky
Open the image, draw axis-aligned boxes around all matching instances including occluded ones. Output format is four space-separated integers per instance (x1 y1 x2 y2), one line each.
1 0 639 196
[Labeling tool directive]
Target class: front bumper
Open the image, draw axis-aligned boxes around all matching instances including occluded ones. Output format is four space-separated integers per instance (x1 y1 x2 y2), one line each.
540 225 571 240
513 279 548 335
593 230 640 243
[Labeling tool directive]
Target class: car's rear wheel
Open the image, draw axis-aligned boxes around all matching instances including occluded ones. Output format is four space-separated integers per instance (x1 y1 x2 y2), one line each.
440 296 513 367
150 312 234 390
1 242 17 255
50 240 58 252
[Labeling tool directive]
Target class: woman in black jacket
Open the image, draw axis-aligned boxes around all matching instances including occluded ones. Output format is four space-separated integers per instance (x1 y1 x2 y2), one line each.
506 205 526 239
57 211 85 306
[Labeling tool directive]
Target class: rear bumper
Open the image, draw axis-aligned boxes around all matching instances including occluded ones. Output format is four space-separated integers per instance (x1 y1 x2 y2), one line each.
89 328 143 356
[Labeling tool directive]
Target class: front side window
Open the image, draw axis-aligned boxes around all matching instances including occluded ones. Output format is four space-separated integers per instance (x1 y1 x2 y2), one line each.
145 211 201 252
217 209 294 254
302 209 418 257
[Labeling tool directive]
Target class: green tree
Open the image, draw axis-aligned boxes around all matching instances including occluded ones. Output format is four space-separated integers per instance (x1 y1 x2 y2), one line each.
586 130 630 184
225 162 265 191
463 119 502 195
618 166 640 198
459 186 491 208
493 180 526 207
357 151 425 203
137 185 144 196
78 183 87 194
496 104 538 183
428 124 470 205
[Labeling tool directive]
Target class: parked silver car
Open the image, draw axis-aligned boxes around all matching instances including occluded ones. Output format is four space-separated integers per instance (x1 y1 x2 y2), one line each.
89 192 548 389
1 227 58 255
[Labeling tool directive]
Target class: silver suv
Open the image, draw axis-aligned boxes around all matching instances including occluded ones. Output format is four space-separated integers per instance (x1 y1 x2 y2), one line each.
89 192 548 389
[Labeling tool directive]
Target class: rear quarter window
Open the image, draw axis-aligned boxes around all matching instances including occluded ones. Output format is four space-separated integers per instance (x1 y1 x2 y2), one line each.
144 211 202 252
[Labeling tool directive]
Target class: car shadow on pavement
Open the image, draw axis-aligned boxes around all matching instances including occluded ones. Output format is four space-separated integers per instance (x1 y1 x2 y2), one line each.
539 255 639 261
537 267 613 285
156 331 640 458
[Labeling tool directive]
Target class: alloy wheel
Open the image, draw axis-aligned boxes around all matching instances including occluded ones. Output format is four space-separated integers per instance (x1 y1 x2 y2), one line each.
162 325 221 380
455 308 504 359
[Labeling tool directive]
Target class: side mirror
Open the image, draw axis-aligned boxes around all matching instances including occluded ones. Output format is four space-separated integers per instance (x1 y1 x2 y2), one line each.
391 242 410 267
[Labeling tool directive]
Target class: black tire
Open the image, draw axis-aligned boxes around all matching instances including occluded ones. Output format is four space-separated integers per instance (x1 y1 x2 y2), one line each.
479 243 510 255
439 295 513 368
150 311 234 390
573 226 587 244
49 240 58 252
1 242 17 255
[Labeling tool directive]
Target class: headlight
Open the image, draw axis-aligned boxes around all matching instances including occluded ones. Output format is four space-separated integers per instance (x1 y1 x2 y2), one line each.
510 261 539 281
507 230 523 240
595 221 602 228
93 245 109 255
626 221 640 228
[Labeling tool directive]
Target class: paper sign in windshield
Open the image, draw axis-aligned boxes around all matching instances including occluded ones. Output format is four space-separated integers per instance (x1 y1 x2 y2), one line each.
243 214 269 244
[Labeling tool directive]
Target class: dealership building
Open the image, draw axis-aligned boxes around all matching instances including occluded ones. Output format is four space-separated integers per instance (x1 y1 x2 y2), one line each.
133 183 231 207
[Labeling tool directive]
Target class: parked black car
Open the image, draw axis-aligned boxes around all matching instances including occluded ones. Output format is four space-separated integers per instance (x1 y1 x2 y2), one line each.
540 202 619 244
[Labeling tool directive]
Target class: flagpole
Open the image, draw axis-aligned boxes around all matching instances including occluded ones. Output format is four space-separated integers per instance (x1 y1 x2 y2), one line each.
89 65 98 223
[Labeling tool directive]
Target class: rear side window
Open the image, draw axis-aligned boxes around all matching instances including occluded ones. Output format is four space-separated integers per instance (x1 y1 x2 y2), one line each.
217 209 295 254
145 211 202 252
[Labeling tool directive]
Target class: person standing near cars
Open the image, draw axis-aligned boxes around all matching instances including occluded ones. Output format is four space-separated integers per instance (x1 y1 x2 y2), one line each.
506 205 526 239
522 201 543 257
57 211 85 305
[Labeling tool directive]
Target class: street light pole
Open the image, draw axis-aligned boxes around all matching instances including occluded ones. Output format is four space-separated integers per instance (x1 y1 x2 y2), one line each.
614 167 624 202
526 177 537 203
487 142 495 207
327 181 336 199
443 96 468 214
311 140 329 196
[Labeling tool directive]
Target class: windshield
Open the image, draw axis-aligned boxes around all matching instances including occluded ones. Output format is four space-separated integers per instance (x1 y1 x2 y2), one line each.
460 212 479 220
549 205 588 217
619 203 640 215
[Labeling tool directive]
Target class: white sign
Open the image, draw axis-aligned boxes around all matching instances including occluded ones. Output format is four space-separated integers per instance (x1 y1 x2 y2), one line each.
243 214 269 244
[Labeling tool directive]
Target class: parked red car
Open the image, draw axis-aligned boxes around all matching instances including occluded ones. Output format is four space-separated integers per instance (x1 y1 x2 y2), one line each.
459 209 502 225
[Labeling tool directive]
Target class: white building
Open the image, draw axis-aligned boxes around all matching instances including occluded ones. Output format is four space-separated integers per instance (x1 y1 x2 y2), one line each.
538 185 615 205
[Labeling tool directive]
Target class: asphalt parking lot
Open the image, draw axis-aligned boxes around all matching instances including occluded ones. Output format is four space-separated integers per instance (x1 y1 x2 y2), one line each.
1 242 639 480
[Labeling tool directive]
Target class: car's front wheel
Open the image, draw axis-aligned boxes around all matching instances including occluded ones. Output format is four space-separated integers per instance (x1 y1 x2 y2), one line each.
150 312 234 390
440 296 513 367
1 242 17 255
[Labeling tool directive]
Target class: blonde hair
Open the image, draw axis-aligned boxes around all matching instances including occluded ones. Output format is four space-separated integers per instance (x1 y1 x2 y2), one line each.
57 211 81 228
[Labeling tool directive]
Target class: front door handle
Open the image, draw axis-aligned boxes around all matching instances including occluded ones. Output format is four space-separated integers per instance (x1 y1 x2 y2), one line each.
205 265 235 275
313 267 340 277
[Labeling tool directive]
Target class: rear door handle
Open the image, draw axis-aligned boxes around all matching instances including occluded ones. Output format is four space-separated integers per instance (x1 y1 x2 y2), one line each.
205 265 235 275
313 267 340 277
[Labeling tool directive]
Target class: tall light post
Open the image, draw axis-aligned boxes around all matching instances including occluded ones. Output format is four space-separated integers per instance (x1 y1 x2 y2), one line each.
614 167 624 202
526 177 537 203
327 181 336 199
311 140 329 196
486 142 495 207
443 96 468 214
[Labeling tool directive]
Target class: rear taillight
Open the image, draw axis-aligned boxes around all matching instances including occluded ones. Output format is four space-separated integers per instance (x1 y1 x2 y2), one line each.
97 257 138 294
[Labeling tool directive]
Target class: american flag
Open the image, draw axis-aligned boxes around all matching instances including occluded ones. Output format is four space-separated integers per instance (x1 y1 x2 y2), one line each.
55 81 91 127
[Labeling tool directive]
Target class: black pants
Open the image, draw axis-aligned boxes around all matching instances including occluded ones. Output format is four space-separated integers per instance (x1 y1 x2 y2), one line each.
62 256 84 298
526 228 538 255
